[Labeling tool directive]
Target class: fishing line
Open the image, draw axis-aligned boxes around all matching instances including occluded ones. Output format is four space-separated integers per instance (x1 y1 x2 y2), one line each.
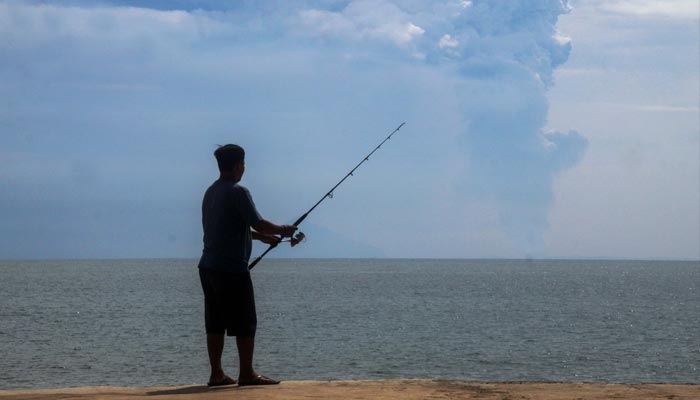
249 122 406 270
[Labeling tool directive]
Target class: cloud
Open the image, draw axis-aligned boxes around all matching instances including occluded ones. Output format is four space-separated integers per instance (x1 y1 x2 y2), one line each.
438 34 458 48
420 0 586 252
0 0 587 258
0 3 228 45
598 0 700 20
298 0 425 47
292 0 588 252
588 102 700 113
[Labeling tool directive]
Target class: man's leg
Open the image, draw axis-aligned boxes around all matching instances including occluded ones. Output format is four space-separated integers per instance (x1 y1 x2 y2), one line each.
234 273 278 386
236 336 279 385
207 334 226 381
236 336 256 380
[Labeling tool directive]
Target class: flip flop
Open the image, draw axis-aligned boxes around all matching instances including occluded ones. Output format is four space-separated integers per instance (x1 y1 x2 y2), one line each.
207 376 237 387
237 375 280 386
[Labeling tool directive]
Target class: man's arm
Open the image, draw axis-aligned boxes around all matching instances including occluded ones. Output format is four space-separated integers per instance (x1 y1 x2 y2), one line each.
252 230 280 245
252 219 297 238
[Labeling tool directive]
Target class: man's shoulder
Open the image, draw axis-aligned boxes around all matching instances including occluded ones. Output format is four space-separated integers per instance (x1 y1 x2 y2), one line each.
226 183 255 204
208 180 249 193
204 181 255 206
232 183 249 191
230 183 252 197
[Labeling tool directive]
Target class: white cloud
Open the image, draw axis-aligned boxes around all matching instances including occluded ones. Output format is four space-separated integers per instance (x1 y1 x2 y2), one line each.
598 0 700 19
636 104 700 112
400 22 426 44
298 9 354 37
588 102 700 113
438 33 458 48
553 32 572 46
0 3 229 48
298 0 425 47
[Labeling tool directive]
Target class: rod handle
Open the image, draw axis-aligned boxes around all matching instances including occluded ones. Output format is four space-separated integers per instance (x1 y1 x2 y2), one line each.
293 213 309 227
249 213 307 270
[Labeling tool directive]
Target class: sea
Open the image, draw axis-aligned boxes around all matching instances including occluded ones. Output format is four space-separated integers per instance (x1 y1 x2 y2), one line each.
0 258 698 389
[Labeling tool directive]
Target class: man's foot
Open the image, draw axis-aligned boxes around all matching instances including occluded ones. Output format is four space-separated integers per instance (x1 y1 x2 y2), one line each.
207 375 237 387
237 375 280 386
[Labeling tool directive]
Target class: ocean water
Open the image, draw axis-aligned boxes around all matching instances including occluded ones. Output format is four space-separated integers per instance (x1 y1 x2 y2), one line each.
0 258 698 389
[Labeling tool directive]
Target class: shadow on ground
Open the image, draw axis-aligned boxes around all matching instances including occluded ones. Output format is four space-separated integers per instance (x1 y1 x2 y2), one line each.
146 385 237 396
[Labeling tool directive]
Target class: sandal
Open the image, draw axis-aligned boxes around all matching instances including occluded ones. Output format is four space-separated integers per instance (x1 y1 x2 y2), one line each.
207 376 237 387
238 375 280 386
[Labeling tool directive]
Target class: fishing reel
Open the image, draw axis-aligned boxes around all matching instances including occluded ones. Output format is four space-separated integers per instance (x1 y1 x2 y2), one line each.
280 231 306 247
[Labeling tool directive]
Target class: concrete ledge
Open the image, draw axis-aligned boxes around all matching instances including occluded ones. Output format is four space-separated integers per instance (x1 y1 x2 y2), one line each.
1 379 698 400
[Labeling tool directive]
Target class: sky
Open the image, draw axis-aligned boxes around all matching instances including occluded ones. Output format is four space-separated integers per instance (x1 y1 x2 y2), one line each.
0 0 698 260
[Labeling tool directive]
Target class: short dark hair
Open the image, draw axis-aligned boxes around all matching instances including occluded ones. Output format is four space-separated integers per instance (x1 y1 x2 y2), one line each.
214 144 245 172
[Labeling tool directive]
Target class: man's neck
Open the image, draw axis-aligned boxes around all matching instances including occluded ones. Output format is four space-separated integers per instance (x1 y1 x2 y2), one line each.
219 172 240 182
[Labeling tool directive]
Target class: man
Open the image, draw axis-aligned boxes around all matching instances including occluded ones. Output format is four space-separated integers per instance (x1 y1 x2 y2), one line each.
198 144 297 387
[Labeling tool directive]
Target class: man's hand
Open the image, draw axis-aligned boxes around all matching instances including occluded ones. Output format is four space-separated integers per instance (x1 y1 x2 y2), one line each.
252 220 297 238
256 233 280 245
280 224 298 238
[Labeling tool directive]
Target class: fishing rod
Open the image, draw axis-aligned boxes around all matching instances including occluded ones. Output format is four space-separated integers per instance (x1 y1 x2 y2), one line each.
249 122 406 270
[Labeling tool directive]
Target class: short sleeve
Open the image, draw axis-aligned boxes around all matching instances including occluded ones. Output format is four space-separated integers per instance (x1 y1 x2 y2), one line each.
232 185 263 227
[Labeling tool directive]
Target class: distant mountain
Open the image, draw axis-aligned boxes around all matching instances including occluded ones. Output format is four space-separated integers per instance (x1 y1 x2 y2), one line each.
252 223 384 259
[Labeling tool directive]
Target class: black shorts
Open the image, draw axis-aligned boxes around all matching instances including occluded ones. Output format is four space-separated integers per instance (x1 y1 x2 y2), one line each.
198 268 257 337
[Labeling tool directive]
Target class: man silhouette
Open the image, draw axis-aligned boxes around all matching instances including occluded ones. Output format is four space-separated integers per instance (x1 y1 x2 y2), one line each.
198 144 296 386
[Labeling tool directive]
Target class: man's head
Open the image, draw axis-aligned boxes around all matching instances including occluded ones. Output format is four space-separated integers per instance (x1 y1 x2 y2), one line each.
214 144 245 178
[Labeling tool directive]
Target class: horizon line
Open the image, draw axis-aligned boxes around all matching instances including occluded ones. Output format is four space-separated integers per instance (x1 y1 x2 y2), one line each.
1 256 698 263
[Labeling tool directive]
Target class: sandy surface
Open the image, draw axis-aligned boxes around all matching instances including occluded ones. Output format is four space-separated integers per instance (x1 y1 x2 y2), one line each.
1 380 697 400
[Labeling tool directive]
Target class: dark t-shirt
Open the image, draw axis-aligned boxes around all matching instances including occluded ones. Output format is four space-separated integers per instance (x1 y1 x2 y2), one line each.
198 180 263 272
